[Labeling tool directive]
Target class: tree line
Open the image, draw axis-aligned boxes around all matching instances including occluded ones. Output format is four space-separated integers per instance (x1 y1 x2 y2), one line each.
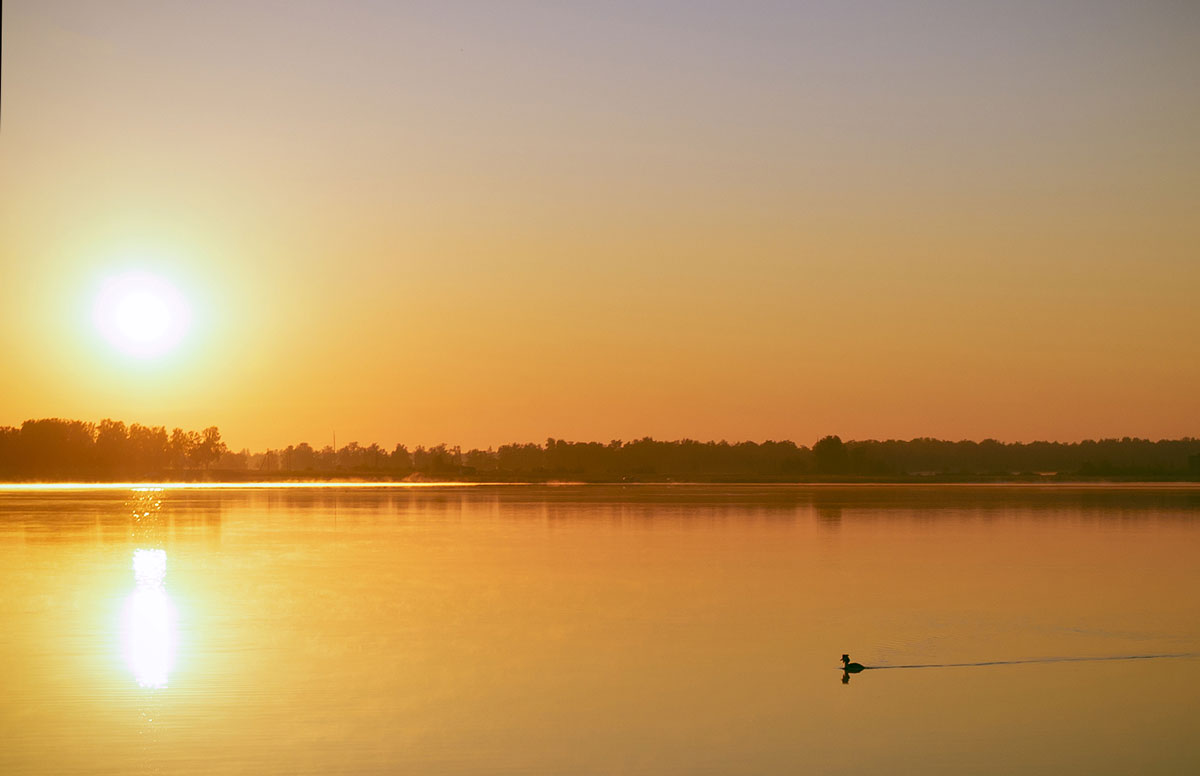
0 419 226 479
2 418 1199 481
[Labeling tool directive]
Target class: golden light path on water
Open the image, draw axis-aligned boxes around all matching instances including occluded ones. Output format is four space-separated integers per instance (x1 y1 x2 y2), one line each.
116 487 179 690
122 548 177 689
97 481 503 691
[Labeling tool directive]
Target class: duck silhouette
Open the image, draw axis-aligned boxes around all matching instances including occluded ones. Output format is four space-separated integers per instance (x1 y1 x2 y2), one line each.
841 654 865 673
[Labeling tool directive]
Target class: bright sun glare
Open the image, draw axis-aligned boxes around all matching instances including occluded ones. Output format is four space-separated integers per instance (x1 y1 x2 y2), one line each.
93 272 190 358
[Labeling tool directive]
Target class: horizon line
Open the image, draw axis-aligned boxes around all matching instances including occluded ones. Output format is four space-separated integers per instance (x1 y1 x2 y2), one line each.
4 481 1200 492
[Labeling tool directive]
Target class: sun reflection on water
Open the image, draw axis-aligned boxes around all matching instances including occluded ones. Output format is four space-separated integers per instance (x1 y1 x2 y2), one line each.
132 547 167 586
121 548 178 689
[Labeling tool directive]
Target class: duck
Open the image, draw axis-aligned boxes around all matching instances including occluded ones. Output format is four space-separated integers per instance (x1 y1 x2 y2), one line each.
841 654 865 673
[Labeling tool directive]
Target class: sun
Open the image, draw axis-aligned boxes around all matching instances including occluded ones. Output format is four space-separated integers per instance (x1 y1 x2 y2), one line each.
93 272 191 358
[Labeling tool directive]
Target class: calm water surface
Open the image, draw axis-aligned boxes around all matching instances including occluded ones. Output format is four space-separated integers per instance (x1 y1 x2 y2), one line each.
1 484 1199 774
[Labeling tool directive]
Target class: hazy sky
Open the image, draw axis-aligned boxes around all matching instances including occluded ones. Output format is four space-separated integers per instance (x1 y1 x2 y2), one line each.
2 1 1198 450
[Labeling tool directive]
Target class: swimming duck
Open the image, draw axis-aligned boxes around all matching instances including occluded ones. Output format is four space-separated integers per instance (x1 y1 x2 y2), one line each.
841 654 865 673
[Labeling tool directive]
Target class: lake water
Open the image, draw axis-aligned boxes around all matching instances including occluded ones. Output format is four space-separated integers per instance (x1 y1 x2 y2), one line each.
1 484 1198 774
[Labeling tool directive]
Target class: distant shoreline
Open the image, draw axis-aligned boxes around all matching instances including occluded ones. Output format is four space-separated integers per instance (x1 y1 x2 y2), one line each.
3 472 1199 487
6 420 1199 483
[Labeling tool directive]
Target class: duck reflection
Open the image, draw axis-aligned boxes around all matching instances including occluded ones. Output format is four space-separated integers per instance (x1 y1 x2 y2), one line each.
840 654 866 684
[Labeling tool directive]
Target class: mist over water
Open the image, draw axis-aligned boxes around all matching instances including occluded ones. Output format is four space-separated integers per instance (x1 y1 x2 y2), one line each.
1 484 1199 774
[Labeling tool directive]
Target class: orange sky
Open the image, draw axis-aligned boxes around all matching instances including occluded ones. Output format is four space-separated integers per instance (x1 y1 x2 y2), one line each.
2 1 1198 451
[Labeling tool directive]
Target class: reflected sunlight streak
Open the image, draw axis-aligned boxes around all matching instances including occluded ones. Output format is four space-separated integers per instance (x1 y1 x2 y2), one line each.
121 549 177 689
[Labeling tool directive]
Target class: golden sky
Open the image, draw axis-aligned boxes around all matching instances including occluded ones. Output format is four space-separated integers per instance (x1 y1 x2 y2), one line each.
2 1 1198 450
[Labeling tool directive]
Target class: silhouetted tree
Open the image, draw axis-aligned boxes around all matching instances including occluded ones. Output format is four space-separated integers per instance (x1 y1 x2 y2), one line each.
813 435 848 474
169 428 195 469
391 443 412 472
128 424 169 473
95 419 128 474
191 427 227 469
